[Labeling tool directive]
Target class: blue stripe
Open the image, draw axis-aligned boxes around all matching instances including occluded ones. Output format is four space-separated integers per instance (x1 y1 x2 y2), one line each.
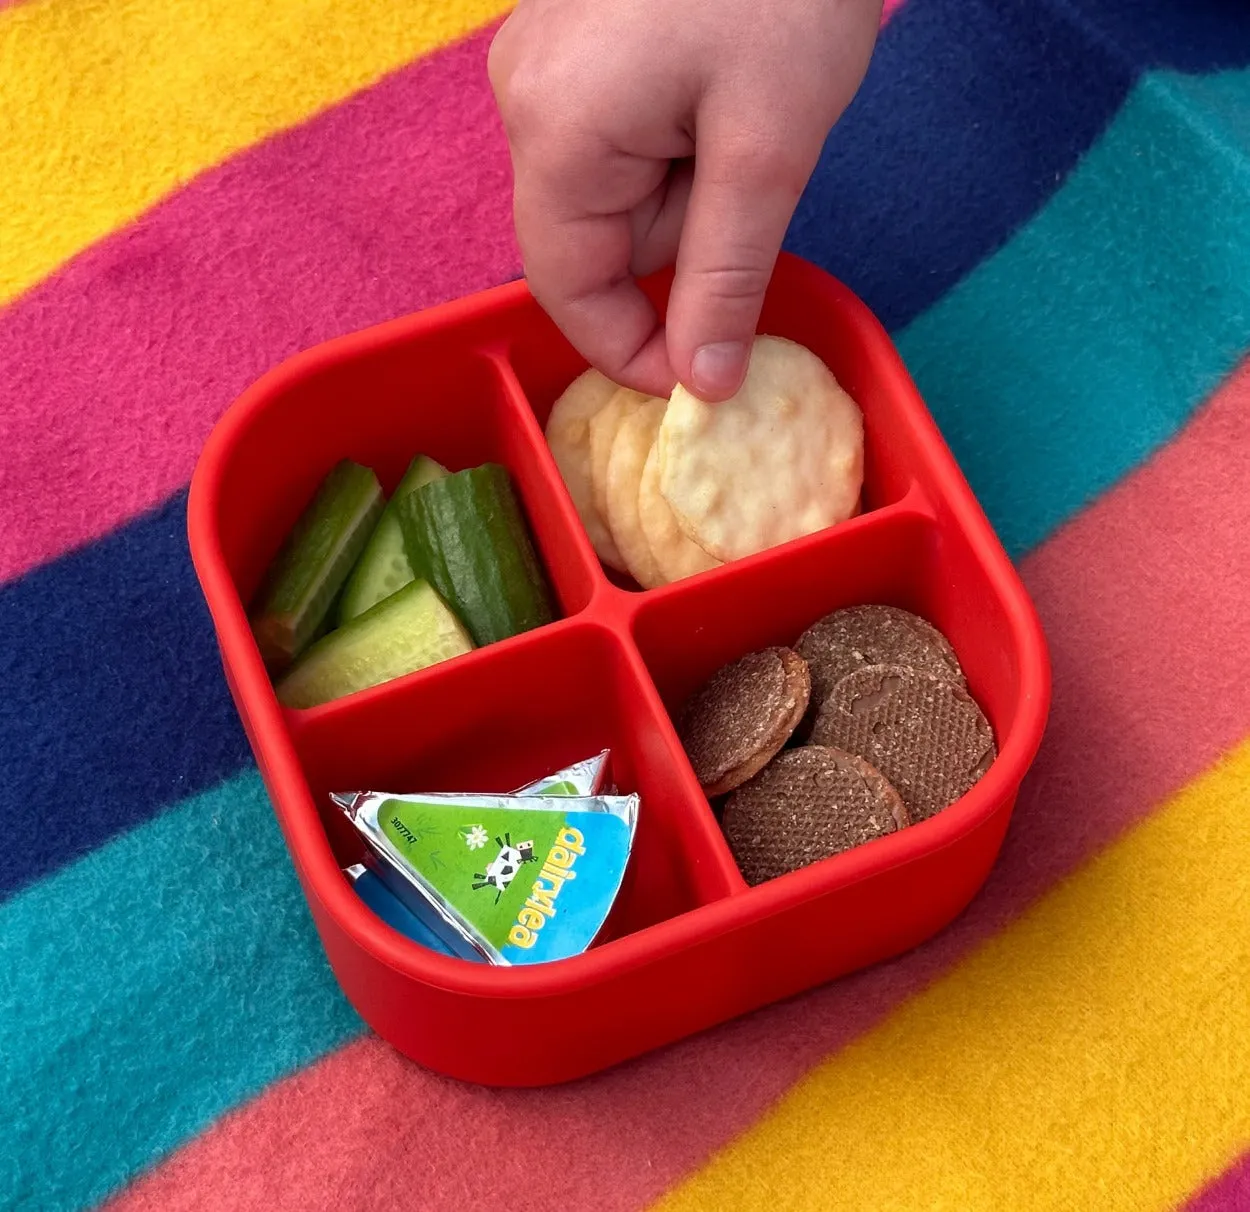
896 67 1250 555
1047 0 1250 72
0 490 251 900
785 0 1250 331
0 772 362 1212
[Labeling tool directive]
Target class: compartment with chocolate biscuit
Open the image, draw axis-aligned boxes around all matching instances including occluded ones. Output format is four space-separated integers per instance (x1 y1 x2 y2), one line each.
632 502 1016 882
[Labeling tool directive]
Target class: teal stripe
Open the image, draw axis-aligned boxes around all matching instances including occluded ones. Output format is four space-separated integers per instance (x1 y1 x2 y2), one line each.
0 773 363 1212
897 66 1250 557
7 66 1250 1212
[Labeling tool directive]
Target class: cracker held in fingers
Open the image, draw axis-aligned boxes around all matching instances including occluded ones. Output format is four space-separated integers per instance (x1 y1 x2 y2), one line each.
637 442 721 585
677 647 811 797
657 336 864 563
545 368 626 570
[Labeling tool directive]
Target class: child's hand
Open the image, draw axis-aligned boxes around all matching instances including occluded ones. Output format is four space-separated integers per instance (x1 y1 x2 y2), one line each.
488 0 881 401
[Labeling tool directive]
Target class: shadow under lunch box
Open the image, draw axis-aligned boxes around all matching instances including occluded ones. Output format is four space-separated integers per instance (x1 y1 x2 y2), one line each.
187 251 1051 1087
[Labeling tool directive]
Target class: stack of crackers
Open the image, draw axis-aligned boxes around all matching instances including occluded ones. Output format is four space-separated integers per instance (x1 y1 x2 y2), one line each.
545 336 864 587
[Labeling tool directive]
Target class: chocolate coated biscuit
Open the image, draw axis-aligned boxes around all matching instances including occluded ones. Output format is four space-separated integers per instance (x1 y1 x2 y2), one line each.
678 647 810 797
811 663 995 822
721 746 909 885
796 605 964 736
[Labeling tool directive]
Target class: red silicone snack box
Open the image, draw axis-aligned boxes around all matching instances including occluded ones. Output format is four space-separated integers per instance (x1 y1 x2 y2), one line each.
187 252 1050 1087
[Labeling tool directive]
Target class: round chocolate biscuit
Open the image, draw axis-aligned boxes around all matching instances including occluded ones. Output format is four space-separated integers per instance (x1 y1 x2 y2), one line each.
677 647 811 797
810 663 995 822
721 746 909 885
796 605 964 726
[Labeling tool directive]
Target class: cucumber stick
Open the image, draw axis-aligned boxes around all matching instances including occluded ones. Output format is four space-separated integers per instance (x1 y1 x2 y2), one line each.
251 460 383 673
398 464 554 647
275 579 474 709
337 455 448 624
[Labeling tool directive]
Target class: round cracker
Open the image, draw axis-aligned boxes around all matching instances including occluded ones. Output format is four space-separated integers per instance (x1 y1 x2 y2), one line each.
677 647 811 797
545 369 625 569
589 387 652 537
605 398 668 588
658 335 864 562
638 443 721 584
810 663 995 822
721 746 909 885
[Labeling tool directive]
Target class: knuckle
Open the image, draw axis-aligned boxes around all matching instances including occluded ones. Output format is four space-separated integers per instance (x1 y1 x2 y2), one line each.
485 12 526 93
490 47 587 136
490 51 604 147
690 262 773 306
485 30 511 95
487 41 546 127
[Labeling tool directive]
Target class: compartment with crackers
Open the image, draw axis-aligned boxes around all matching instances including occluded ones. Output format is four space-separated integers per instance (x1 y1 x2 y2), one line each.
543 334 865 588
189 252 1049 1087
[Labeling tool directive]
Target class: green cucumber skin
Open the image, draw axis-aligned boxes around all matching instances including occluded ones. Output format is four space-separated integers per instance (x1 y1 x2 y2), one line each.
398 464 555 648
250 460 383 671
337 455 448 624
276 579 474 709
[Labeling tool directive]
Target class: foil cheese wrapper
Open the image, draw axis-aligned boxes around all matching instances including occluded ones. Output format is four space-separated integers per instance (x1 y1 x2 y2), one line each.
343 864 481 961
340 754 614 957
335 777 638 966
515 751 611 798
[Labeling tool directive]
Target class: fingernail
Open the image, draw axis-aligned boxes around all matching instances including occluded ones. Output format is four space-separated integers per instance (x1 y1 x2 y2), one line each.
690 342 747 400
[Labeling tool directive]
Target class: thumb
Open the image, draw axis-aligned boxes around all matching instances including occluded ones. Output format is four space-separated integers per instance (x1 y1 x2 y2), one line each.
665 124 815 401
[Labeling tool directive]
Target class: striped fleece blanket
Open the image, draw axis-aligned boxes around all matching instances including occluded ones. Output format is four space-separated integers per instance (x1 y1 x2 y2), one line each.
3 0 1250 1208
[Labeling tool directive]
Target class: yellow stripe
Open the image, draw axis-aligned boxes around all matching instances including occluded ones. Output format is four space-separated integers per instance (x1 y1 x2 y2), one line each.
0 0 509 307
657 742 1250 1212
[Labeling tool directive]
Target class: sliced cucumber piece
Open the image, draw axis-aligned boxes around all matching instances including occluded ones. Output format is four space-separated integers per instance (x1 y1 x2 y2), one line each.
337 455 448 624
275 579 474 709
397 463 555 647
250 460 383 673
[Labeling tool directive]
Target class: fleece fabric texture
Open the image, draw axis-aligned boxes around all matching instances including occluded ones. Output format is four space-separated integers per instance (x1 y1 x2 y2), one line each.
2 0 1250 1209
655 741 1250 1211
0 0 512 305
1187 1156 1250 1212
92 313 1250 1212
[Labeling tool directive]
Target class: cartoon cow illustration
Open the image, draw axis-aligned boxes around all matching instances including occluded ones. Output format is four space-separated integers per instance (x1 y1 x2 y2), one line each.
473 833 537 902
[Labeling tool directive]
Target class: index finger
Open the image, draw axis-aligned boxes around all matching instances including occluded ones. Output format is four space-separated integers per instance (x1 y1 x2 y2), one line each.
511 152 677 397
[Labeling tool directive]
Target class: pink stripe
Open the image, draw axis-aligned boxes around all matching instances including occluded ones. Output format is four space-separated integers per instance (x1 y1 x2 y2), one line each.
0 28 518 583
1184 1153 1250 1211
101 362 1250 1211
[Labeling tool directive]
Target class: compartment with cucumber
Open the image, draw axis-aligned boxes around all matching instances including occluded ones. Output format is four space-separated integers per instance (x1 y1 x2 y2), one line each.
249 454 555 709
